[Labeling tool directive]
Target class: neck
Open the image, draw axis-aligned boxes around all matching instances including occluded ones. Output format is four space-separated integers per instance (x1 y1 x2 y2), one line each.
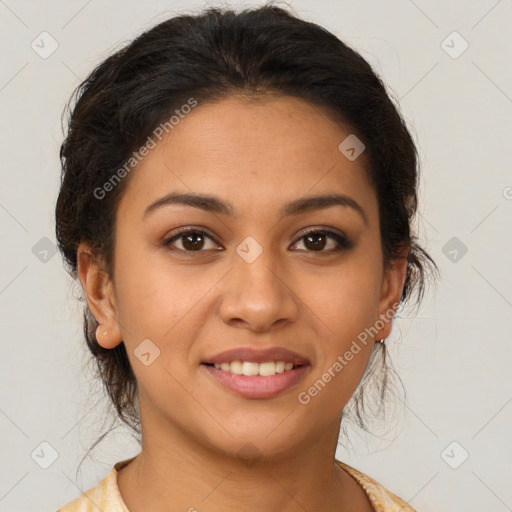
116 402 369 512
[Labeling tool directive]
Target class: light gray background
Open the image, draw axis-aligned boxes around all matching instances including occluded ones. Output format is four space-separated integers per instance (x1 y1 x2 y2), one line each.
1 1 511 511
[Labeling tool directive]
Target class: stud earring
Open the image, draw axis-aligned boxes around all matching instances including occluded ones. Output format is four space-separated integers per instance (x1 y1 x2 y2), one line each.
96 325 108 341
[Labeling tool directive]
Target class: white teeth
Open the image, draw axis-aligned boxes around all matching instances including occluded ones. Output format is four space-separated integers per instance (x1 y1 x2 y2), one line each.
211 360 298 376
242 361 259 376
230 360 243 375
258 362 276 376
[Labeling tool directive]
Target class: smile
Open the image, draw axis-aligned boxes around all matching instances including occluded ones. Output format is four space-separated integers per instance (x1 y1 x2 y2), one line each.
201 362 309 399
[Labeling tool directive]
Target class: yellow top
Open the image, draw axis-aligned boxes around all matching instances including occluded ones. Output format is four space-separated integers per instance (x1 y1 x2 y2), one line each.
57 458 416 511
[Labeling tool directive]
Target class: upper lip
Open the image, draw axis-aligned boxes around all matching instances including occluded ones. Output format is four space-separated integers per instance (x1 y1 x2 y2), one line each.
202 347 310 366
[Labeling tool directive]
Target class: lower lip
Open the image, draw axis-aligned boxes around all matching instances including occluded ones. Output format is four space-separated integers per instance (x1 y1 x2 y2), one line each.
201 364 309 399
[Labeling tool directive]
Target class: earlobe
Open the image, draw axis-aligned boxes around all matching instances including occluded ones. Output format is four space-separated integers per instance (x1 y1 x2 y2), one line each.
95 324 122 349
77 243 123 349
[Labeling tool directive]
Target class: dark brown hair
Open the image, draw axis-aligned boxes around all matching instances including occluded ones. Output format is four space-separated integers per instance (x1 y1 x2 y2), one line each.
55 3 437 442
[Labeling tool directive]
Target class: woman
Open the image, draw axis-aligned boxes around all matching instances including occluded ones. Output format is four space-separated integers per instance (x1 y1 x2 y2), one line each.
56 4 436 511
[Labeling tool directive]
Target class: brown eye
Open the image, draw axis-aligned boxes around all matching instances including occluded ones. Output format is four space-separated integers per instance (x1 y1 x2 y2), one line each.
303 232 328 251
164 229 219 252
292 229 352 253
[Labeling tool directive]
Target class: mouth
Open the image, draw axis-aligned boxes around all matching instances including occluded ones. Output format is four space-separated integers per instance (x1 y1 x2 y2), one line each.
200 347 310 399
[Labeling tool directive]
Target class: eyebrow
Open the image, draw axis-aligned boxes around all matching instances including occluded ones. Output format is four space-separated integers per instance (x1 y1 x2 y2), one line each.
143 191 368 224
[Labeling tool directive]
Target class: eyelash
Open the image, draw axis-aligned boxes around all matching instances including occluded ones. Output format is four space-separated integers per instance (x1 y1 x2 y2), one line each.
162 227 353 254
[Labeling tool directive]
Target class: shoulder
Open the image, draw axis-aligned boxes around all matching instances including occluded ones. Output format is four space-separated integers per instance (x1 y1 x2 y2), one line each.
336 460 417 512
56 459 133 512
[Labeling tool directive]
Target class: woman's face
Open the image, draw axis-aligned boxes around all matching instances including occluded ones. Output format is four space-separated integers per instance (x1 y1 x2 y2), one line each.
87 95 405 459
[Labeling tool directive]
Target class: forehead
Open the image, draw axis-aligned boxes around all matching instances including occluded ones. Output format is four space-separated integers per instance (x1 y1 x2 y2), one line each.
117 95 377 222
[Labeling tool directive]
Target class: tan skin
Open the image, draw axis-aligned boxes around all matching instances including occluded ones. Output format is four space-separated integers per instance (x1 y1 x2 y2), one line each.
78 95 408 512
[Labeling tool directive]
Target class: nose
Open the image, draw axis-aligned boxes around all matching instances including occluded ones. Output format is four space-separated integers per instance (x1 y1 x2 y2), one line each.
218 247 299 332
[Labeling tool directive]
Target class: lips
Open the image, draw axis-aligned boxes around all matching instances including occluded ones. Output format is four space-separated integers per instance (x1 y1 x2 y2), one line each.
201 346 310 399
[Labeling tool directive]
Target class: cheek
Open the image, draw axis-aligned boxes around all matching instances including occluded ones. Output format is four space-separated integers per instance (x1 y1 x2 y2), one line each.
113 244 222 375
296 274 379 413
113 236 197 335
112 253 209 401
295 253 382 401
302 254 383 339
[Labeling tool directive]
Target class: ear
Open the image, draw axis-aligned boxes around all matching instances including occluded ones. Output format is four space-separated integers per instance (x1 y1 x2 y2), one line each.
374 247 409 341
77 242 122 349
